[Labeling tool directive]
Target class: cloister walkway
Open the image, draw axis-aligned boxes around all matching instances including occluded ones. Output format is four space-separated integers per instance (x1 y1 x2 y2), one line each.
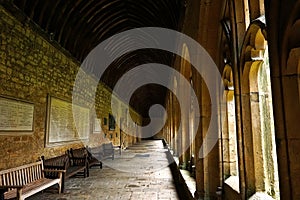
29 140 180 200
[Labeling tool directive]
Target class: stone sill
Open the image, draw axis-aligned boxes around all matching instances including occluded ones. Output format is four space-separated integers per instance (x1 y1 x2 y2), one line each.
223 175 240 199
180 168 196 197
224 175 240 193
249 192 275 200
224 177 276 200
173 156 196 199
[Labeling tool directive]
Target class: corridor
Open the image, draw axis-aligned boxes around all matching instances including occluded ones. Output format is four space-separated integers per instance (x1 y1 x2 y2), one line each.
29 140 180 200
1 0 300 199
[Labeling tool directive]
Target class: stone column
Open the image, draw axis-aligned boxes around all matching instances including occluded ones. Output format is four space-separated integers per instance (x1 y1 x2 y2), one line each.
194 74 205 199
281 48 300 199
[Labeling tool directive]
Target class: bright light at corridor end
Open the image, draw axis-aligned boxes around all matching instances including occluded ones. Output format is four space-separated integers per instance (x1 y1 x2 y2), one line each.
72 27 225 173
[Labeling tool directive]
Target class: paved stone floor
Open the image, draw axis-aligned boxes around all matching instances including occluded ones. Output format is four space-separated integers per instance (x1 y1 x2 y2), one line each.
29 140 180 200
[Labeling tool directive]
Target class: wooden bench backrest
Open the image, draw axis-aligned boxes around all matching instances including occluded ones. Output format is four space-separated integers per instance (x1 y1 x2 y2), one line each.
103 143 113 149
42 154 69 169
70 148 87 158
86 146 102 155
0 161 44 189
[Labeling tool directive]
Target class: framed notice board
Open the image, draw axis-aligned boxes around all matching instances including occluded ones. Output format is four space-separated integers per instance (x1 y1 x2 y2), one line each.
46 96 90 146
0 96 34 133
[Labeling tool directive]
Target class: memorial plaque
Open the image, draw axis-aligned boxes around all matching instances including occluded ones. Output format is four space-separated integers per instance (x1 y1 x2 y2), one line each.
93 118 101 133
46 96 90 146
0 96 34 132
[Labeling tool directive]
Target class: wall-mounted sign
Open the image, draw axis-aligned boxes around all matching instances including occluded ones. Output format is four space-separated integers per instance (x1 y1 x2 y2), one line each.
46 96 90 146
93 118 101 133
0 96 34 132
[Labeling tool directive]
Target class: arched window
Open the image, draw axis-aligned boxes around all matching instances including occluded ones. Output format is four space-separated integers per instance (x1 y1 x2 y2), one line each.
221 65 239 192
241 22 280 199
179 43 193 169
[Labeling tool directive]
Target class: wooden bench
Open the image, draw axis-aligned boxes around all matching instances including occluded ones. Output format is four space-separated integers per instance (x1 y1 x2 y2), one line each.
102 142 115 160
86 146 104 161
0 160 64 200
70 147 102 175
87 142 115 161
41 152 88 192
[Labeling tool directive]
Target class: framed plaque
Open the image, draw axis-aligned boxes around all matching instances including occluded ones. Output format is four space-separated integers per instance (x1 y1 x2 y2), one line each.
46 96 90 146
0 96 34 133
93 118 101 133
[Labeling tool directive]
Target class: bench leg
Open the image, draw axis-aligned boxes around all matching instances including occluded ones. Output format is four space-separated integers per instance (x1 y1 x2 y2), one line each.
61 173 66 193
17 188 23 200
58 181 62 194
84 168 87 178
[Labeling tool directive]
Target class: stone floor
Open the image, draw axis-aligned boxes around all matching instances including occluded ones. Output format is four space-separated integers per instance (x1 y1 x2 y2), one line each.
29 140 180 200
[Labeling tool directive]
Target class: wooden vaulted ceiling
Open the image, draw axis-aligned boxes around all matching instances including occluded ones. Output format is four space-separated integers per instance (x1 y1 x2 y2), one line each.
3 0 184 117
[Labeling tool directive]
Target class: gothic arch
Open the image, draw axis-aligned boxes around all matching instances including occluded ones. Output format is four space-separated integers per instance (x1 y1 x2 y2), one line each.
240 20 267 72
239 19 280 199
221 65 239 181
178 43 192 169
282 0 300 73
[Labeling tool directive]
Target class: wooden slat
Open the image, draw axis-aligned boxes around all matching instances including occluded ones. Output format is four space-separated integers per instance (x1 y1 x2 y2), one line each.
13 171 18 185
22 168 26 185
32 166 35 181
29 166 32 182
15 171 19 185
35 166 38 180
41 162 44 179
14 170 19 185
4 173 8 185
12 171 16 185
18 170 22 184
24 168 27 184
2 174 6 185
17 170 21 185
10 171 14 185
24 168 28 184
35 166 37 180
19 170 22 185
7 174 11 186
39 164 42 179
36 165 39 180
15 170 18 185
28 166 32 183
11 172 14 185
36 165 40 180
27 167 30 183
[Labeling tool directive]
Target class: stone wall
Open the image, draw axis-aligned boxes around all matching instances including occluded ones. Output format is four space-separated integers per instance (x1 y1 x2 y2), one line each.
0 6 142 170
